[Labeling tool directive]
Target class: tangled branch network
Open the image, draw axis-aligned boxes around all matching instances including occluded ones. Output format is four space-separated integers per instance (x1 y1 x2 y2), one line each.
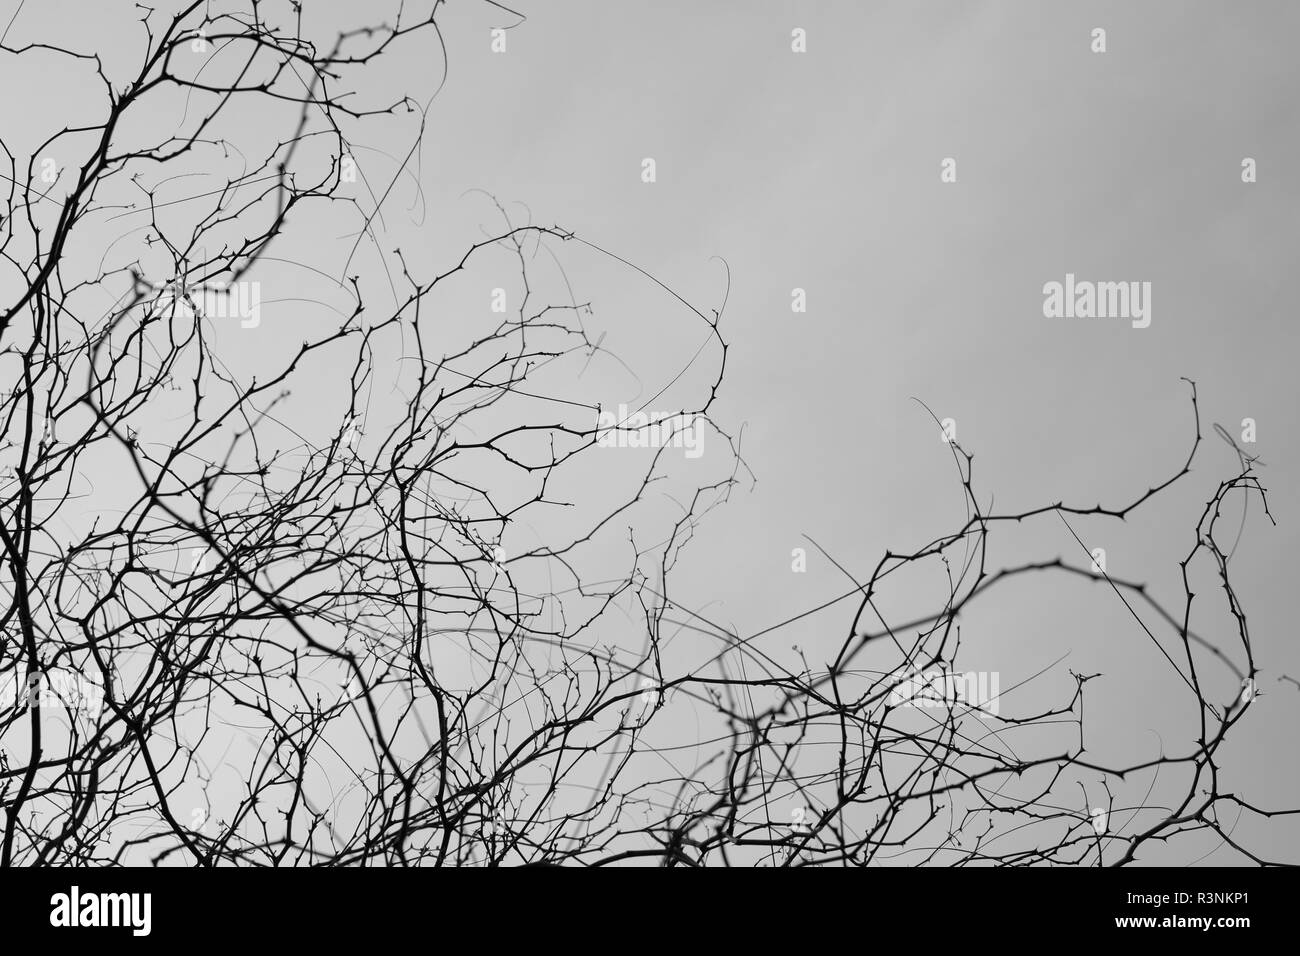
0 1 1292 866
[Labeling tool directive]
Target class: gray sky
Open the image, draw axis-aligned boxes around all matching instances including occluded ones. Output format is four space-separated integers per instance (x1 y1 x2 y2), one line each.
2 0 1295 864
422 0 1300 861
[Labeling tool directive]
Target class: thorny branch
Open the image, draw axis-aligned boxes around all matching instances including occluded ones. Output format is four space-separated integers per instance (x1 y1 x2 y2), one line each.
0 1 1292 867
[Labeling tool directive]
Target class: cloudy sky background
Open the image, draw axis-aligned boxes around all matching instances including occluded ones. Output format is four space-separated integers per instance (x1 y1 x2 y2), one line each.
3 0 1296 863
416 0 1300 862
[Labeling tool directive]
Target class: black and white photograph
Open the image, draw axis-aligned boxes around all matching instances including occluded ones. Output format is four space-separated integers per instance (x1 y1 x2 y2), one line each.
0 0 1295 940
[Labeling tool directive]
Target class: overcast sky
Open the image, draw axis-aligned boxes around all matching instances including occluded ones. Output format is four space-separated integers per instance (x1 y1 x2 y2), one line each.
3 0 1296 863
